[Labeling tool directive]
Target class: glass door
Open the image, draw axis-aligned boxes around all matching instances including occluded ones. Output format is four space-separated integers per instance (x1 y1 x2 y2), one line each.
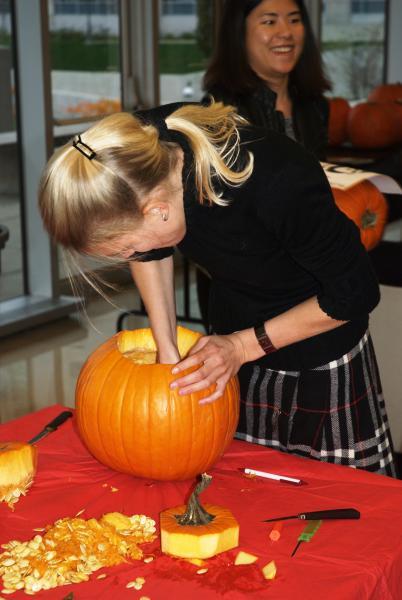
47 0 122 281
0 0 24 302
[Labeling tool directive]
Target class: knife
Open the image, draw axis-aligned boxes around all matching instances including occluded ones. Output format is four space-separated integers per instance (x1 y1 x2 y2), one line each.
28 411 73 444
262 508 360 522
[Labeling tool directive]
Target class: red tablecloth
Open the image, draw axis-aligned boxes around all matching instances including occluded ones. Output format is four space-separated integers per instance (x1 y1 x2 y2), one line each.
1 404 402 600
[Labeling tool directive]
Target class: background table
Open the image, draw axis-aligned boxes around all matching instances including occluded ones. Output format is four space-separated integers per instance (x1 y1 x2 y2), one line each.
1 404 402 599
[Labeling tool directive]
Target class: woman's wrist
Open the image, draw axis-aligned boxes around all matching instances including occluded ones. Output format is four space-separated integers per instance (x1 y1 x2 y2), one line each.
233 328 267 363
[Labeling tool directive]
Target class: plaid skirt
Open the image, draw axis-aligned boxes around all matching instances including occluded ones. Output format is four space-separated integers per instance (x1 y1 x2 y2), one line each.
236 331 396 477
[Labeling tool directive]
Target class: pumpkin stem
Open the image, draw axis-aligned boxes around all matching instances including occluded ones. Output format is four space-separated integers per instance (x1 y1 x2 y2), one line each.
175 473 215 526
361 210 377 229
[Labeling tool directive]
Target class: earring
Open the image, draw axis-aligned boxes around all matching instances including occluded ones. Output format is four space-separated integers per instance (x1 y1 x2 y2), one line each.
162 212 168 222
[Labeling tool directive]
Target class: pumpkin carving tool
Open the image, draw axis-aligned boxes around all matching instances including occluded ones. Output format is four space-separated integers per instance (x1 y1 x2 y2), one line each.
262 508 360 522
28 411 73 444
291 519 322 557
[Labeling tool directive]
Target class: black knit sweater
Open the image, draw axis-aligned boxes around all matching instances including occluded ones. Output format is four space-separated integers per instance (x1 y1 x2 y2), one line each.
135 104 380 371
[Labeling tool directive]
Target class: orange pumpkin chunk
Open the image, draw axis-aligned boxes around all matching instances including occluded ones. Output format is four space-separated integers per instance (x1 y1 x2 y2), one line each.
262 560 277 580
0 442 37 509
234 551 258 565
160 503 239 559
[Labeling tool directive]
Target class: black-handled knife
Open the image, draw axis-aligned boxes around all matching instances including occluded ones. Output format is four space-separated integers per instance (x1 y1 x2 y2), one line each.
262 508 360 522
28 411 73 445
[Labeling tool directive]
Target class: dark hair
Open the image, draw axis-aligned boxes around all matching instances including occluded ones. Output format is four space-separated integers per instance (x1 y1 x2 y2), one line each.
204 0 331 99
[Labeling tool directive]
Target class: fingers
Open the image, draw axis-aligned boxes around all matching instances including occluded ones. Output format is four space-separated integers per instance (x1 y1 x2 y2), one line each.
198 379 227 405
170 359 221 393
171 337 210 374
169 334 241 405
171 372 227 405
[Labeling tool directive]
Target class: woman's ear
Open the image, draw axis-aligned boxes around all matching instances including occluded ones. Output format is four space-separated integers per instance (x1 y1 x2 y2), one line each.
142 201 169 222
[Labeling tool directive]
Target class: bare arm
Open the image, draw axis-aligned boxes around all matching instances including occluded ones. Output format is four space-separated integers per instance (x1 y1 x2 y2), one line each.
171 296 346 403
130 256 180 363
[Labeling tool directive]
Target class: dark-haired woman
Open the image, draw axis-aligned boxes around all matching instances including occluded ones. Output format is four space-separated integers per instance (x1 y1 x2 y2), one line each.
204 0 331 159
196 0 333 331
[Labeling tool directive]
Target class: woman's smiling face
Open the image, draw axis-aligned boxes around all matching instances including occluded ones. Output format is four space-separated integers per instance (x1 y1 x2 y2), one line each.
245 0 305 84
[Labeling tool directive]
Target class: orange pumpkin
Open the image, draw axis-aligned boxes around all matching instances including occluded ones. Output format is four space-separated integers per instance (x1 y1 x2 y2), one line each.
75 326 240 481
332 181 388 251
328 97 350 146
347 102 398 149
368 82 402 104
368 83 402 140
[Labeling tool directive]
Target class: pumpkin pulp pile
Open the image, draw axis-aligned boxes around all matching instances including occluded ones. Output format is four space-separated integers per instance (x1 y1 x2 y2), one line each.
0 442 37 510
160 473 239 559
0 512 156 595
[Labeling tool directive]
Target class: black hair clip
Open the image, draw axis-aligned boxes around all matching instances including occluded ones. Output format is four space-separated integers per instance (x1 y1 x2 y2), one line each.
72 134 96 160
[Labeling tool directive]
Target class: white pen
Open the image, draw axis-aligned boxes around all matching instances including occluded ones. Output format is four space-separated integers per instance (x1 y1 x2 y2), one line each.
243 468 303 486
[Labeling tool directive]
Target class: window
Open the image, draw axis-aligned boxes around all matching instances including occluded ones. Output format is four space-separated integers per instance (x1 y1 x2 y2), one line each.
158 0 213 103
162 1 196 16
321 0 387 100
48 0 121 121
54 1 118 16
351 1 385 14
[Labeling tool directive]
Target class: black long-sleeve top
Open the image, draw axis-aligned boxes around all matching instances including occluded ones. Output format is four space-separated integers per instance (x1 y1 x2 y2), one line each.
135 105 380 371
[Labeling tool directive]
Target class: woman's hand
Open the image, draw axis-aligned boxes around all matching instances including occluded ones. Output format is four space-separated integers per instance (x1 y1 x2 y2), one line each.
170 333 248 404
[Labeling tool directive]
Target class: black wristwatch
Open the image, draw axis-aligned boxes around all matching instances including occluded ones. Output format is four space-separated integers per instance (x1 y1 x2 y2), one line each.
254 324 277 355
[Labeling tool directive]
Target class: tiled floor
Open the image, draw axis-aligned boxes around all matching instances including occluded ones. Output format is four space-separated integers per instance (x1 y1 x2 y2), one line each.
0 278 204 425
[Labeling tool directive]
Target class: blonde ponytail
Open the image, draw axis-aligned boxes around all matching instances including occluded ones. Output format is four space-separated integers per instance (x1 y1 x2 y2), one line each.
166 101 253 206
38 100 253 255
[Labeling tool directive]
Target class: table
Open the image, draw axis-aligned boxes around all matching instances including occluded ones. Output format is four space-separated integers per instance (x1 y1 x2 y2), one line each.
1 405 402 600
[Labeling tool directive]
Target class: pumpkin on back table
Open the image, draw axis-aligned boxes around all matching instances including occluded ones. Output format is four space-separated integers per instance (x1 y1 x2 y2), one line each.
328 97 350 147
332 180 388 251
75 326 240 481
347 102 398 149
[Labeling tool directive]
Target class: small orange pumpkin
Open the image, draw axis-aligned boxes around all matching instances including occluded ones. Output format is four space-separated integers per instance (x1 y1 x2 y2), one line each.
75 326 240 481
368 82 402 104
347 102 398 149
328 97 350 146
368 83 402 141
332 181 388 251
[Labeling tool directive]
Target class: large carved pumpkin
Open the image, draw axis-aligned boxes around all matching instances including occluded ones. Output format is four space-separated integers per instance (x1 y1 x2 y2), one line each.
75 326 240 481
347 102 398 149
328 97 350 146
332 181 388 251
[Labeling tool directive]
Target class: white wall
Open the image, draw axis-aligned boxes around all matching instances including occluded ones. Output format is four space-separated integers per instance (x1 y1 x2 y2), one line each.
370 286 402 453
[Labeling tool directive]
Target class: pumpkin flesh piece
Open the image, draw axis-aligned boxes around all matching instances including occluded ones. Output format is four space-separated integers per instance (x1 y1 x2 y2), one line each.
160 503 239 559
0 442 37 508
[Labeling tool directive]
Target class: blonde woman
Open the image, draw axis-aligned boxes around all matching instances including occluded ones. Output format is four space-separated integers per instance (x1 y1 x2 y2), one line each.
39 101 396 476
